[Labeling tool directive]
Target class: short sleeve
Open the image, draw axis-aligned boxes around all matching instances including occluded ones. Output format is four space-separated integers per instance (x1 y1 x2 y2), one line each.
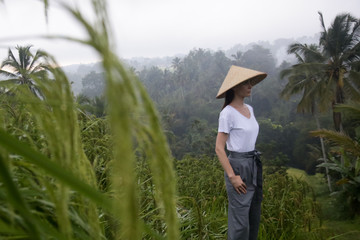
218 110 232 133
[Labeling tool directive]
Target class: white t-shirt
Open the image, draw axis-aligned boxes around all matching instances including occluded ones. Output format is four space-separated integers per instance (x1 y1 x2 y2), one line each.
218 104 259 152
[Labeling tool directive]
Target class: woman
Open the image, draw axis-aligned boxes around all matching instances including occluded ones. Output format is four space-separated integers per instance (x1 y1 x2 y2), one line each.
215 65 267 240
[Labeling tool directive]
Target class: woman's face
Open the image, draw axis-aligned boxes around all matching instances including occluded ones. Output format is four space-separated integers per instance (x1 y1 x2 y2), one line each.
233 80 253 98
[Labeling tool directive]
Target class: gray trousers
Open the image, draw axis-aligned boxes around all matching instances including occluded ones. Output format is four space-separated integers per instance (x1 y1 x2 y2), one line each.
224 150 263 240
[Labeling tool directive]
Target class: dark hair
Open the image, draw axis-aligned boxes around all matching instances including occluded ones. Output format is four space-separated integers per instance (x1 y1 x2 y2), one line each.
222 89 234 109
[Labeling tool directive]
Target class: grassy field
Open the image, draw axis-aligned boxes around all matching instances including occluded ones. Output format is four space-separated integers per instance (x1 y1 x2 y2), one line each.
287 168 360 240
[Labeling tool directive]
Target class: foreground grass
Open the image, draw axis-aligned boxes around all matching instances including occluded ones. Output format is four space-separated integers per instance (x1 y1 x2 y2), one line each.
287 168 360 240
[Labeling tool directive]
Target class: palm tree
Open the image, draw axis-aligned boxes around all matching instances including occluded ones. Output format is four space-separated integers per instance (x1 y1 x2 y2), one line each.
171 57 182 71
281 43 333 192
281 12 360 190
318 12 360 132
171 57 185 100
311 102 360 216
281 44 325 112
283 13 360 132
76 94 107 117
0 45 50 98
231 51 243 66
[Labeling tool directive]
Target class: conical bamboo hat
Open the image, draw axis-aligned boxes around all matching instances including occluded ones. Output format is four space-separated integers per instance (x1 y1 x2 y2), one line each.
216 65 267 99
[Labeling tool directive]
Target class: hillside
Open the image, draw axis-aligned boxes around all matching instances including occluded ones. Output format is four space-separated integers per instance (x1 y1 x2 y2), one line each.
63 35 318 95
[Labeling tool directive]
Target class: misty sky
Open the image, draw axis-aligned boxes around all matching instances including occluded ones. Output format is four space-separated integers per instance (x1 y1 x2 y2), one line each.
0 0 359 66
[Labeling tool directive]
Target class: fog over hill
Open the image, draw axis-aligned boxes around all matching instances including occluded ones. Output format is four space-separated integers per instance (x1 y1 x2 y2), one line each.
0 35 318 95
68 35 317 95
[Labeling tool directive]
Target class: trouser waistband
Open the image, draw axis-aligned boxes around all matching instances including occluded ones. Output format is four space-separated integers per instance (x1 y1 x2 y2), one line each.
228 150 262 187
228 150 261 159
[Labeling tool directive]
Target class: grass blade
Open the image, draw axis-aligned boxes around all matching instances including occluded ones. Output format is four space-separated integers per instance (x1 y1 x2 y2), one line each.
0 129 111 209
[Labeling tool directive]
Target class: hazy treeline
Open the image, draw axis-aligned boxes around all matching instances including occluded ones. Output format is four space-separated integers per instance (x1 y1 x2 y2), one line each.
79 45 329 174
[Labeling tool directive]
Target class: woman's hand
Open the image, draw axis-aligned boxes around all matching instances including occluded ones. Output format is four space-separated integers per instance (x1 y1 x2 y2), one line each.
229 175 247 194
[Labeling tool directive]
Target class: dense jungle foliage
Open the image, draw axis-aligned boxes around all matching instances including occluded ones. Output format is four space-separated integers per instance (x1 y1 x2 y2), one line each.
0 0 359 239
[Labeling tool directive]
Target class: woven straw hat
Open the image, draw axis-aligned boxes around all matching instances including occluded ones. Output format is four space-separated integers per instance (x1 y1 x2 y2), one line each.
216 65 267 99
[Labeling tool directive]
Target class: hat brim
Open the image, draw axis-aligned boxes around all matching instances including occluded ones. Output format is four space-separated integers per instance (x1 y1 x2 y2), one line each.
216 66 267 99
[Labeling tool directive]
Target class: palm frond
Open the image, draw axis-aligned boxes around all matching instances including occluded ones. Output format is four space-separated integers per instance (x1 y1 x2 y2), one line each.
310 129 360 156
17 45 33 70
318 12 327 36
0 69 17 78
279 68 294 80
0 79 22 86
3 49 20 71
349 69 360 86
343 75 360 101
334 102 360 122
28 50 47 71
342 42 360 64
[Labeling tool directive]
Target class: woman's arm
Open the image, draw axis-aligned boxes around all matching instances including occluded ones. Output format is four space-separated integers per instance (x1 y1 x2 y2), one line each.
215 132 247 194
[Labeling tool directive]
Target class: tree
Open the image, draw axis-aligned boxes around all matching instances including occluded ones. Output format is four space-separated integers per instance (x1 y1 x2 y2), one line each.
171 57 185 100
241 45 276 75
280 43 333 191
281 13 360 132
231 51 243 66
0 45 49 98
76 93 106 117
81 71 105 98
281 12 360 188
280 43 325 114
317 12 360 132
311 102 360 217
138 66 167 102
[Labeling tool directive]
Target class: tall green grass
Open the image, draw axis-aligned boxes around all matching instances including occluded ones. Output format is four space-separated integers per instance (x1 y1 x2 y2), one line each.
259 173 322 240
0 0 179 239
175 155 228 239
